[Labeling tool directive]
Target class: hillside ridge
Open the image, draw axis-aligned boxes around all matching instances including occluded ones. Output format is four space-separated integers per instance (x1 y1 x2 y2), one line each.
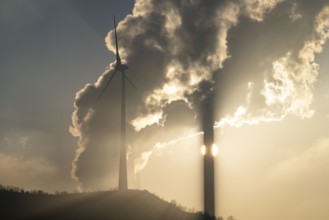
0 189 213 220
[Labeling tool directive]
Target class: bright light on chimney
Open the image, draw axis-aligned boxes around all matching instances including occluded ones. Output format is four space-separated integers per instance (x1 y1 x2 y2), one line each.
211 144 218 156
201 145 206 155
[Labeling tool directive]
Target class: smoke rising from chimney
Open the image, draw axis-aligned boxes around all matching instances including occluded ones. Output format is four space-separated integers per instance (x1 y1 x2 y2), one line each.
70 0 329 190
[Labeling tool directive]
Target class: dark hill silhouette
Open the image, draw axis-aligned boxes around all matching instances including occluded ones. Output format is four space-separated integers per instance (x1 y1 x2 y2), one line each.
0 188 216 220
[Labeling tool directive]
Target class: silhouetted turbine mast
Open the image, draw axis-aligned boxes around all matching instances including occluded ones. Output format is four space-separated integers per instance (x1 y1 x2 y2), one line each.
99 16 135 191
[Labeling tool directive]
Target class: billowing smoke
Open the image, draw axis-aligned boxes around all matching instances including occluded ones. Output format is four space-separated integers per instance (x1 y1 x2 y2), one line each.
216 3 329 127
70 0 329 190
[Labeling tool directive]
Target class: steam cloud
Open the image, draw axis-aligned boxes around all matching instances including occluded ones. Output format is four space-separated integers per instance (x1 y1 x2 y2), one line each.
216 3 329 127
70 0 329 190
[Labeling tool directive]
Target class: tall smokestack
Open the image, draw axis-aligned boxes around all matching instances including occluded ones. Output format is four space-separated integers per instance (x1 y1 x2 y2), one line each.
201 91 216 218
203 123 215 217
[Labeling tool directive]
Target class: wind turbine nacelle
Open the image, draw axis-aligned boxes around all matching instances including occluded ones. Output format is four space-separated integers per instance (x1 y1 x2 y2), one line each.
115 64 128 72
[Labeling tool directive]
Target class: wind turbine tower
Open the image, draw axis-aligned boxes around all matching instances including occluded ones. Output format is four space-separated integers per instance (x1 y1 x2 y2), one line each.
99 16 135 191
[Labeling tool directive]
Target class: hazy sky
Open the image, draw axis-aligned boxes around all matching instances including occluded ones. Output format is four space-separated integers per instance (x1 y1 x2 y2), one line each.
2 1 329 220
0 0 134 190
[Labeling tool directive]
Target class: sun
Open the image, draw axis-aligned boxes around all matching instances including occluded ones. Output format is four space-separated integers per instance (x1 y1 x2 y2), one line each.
200 144 218 156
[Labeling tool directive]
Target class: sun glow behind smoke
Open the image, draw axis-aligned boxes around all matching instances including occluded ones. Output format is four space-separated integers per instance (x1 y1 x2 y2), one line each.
133 5 329 174
200 144 218 156
126 0 293 176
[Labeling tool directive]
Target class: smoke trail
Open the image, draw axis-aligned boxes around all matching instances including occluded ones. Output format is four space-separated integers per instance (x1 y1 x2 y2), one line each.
134 131 203 173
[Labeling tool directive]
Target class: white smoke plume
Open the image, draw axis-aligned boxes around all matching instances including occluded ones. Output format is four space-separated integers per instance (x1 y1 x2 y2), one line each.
70 0 329 190
129 0 287 131
132 2 329 174
216 5 329 128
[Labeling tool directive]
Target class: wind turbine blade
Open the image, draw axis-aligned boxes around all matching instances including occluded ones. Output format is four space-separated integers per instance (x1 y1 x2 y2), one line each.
114 15 121 65
125 75 136 89
98 70 118 99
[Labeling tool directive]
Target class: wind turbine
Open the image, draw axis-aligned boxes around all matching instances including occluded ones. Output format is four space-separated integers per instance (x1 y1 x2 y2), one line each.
99 16 135 191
